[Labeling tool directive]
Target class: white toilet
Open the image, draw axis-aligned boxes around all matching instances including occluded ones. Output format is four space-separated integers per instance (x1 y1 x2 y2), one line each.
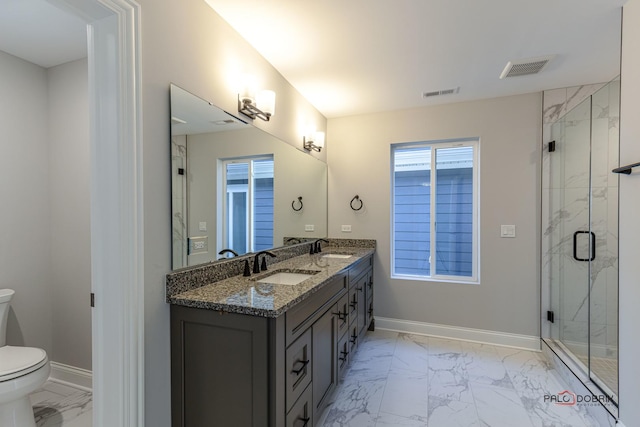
0 289 50 427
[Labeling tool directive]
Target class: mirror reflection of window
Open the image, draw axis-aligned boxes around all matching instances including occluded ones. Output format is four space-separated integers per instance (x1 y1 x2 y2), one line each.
223 157 274 254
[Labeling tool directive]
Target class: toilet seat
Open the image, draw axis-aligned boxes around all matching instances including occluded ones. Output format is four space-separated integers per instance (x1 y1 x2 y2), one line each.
0 346 48 382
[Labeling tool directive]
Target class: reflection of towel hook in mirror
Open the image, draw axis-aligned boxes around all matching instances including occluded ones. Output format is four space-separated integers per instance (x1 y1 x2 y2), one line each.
350 195 363 211
292 196 303 211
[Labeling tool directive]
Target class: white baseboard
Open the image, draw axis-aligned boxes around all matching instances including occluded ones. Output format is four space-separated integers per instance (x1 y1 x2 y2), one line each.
617 421 627 427
375 317 540 351
49 362 92 392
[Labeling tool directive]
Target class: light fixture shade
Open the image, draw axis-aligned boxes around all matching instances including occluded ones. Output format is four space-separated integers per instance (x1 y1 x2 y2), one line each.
314 131 325 149
239 74 257 104
257 90 276 116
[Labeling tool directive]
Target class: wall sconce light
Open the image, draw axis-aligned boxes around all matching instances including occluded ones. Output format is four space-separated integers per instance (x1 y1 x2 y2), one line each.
303 131 325 152
238 74 275 121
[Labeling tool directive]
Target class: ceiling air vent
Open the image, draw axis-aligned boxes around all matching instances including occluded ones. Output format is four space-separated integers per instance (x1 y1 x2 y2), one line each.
422 87 460 99
500 55 555 79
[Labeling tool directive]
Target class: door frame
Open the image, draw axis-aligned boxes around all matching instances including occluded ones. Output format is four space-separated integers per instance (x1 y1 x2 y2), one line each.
52 0 144 425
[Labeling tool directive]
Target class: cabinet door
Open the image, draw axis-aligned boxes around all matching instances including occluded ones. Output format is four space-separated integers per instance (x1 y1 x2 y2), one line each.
286 383 312 427
350 271 368 336
312 305 338 425
335 293 349 339
337 333 350 380
356 278 366 335
286 328 312 411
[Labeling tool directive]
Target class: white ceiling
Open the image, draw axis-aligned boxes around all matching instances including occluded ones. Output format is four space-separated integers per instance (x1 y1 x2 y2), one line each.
0 0 87 68
0 0 625 117
205 0 625 118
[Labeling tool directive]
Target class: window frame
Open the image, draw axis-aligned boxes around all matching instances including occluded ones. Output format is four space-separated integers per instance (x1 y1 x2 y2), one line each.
221 156 274 254
390 138 480 284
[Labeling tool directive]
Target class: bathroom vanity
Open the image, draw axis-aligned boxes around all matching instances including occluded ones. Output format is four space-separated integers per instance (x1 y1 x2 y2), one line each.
167 241 375 427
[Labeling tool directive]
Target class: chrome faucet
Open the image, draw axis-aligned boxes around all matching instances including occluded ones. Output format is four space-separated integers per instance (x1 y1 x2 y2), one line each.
253 251 277 274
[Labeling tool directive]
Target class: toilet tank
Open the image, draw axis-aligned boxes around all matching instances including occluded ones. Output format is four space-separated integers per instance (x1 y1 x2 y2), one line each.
0 289 15 347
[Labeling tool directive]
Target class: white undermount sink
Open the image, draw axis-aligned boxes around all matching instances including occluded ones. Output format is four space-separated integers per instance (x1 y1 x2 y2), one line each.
321 254 353 259
256 271 315 286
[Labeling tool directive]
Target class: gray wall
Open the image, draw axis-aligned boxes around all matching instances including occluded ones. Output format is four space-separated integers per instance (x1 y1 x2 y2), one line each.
0 52 91 370
137 0 326 424
619 1 640 424
48 58 92 370
0 50 53 353
327 93 542 337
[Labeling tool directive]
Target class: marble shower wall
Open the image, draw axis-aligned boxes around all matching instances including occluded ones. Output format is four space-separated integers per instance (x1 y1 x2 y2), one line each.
172 135 188 268
541 81 620 361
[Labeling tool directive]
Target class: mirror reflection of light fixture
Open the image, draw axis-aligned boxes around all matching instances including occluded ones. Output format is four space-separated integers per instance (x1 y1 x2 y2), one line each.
238 74 275 121
303 131 325 152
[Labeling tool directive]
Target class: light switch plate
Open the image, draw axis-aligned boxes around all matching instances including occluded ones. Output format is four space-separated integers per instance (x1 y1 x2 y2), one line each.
501 225 516 238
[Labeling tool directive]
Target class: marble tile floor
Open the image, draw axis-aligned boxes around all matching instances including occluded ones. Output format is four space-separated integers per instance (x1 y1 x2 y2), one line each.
26 332 604 427
319 330 604 427
30 381 92 427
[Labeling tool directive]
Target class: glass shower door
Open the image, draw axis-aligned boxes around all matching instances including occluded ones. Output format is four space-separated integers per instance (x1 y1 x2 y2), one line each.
546 78 620 403
548 96 592 374
588 79 619 398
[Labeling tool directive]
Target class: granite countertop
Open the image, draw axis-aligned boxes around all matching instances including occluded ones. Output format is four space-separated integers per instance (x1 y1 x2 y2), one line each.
168 247 374 317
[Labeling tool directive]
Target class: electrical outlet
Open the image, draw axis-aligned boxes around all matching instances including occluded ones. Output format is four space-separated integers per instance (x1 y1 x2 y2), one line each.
189 236 208 254
305 224 315 232
341 225 352 232
500 225 516 238
199 221 207 231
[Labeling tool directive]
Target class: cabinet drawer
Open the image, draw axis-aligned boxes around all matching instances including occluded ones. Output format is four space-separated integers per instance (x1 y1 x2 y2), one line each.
286 328 312 411
336 293 349 338
348 322 359 354
337 333 350 380
286 273 347 345
347 286 358 322
348 255 372 283
286 382 312 427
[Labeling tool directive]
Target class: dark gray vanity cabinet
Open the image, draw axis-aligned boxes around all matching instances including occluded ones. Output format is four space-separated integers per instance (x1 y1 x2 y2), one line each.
170 254 374 427
170 305 283 427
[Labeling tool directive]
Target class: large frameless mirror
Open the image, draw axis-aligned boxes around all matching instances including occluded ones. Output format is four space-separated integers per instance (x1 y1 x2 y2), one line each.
170 84 328 270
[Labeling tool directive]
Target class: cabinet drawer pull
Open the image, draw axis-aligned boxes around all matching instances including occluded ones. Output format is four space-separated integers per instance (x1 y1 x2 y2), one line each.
291 359 310 375
339 350 349 362
350 335 357 344
368 308 373 315
332 311 346 320
349 301 357 309
356 286 363 291
297 417 310 427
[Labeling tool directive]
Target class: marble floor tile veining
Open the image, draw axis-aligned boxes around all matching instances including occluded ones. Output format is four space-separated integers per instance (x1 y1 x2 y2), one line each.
320 331 602 427
30 381 92 427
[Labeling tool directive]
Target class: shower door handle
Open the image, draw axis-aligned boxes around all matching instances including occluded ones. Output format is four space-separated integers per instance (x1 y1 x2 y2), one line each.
573 231 596 262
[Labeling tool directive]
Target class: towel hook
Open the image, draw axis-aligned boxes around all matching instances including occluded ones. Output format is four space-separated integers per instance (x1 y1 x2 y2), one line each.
292 196 303 211
350 195 363 211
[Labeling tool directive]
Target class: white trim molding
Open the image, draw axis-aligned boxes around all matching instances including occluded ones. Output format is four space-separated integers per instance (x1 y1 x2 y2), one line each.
49 362 93 392
64 0 143 426
376 317 540 351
